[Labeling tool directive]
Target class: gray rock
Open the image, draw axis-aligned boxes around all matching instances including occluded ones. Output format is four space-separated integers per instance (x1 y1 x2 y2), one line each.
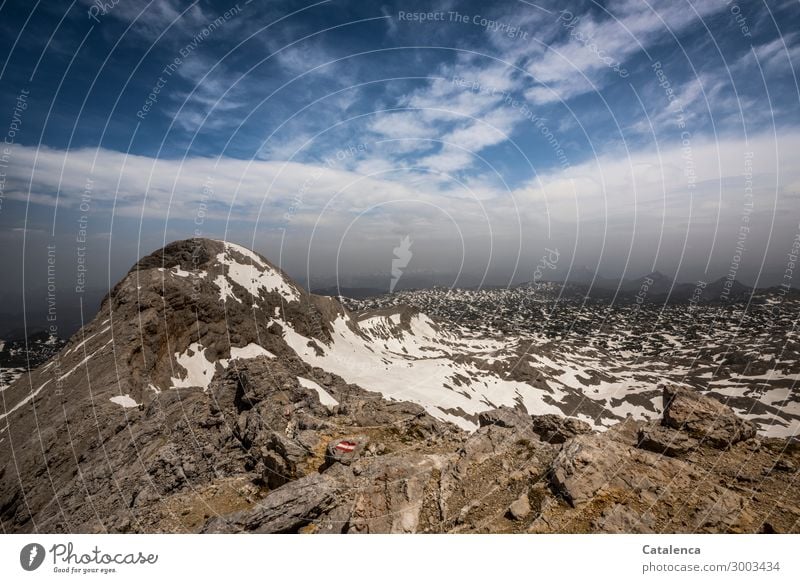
344 454 447 533
507 493 531 521
549 434 694 507
662 385 757 448
637 422 699 457
531 414 592 444
691 485 752 531
202 473 341 533
324 436 368 467
478 406 532 429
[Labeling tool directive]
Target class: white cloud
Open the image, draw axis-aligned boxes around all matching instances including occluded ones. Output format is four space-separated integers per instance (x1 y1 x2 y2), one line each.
8 129 798 234
524 0 728 104
515 131 800 226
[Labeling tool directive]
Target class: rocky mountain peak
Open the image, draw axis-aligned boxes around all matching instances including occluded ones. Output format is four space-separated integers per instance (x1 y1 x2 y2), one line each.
0 240 797 534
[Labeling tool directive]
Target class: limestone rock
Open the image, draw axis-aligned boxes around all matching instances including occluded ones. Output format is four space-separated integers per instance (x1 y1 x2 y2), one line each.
478 406 532 429
202 473 340 533
507 493 531 521
662 385 757 448
531 414 592 444
637 422 699 457
324 436 368 467
549 434 694 507
344 454 447 533
594 503 655 533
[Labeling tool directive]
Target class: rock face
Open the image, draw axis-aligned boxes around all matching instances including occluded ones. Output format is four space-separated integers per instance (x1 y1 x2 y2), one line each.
662 384 758 448
203 473 341 534
324 436 368 468
637 422 699 457
0 239 798 534
478 406 531 429
531 414 592 444
550 433 693 508
507 493 532 521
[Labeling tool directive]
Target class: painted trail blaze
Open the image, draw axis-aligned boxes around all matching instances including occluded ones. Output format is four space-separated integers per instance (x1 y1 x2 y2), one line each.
335 441 357 453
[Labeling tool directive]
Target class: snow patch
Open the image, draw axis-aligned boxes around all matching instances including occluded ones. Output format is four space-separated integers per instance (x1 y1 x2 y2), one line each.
110 394 139 408
279 314 565 431
213 274 241 303
217 243 300 303
297 376 338 408
170 342 216 391
65 325 111 356
230 343 276 360
59 339 114 381
0 379 52 421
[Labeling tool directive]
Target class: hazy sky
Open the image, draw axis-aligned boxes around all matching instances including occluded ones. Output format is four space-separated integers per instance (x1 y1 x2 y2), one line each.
1 0 799 325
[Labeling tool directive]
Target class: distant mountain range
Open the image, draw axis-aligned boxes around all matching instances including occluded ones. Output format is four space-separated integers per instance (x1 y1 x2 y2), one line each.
530 271 768 303
312 269 793 304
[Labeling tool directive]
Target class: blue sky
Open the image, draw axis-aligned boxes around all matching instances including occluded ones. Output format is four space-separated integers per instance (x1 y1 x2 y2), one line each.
1 0 799 309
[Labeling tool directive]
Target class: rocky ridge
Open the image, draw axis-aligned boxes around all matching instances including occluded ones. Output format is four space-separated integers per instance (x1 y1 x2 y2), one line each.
0 238 797 533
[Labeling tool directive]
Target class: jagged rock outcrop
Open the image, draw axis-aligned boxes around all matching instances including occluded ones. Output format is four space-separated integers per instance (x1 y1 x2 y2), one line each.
637 423 699 457
203 472 341 533
478 406 532 429
201 388 799 534
323 436 368 468
531 414 592 444
1 239 798 534
662 384 758 448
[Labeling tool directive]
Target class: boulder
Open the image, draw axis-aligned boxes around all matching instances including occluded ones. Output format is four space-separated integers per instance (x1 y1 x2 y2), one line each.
478 406 532 429
531 414 592 444
661 385 757 448
507 493 531 521
637 422 699 457
324 435 368 467
258 432 311 488
690 485 753 531
549 434 694 507
202 472 341 533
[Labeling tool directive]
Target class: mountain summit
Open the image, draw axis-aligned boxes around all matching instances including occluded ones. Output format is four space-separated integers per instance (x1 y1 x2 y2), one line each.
1 239 798 533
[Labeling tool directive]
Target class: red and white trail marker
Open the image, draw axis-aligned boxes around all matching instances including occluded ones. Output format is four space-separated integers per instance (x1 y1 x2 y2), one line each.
335 441 357 453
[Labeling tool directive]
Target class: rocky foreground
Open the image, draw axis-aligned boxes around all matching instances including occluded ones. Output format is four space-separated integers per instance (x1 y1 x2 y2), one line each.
197 379 800 534
0 239 798 534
